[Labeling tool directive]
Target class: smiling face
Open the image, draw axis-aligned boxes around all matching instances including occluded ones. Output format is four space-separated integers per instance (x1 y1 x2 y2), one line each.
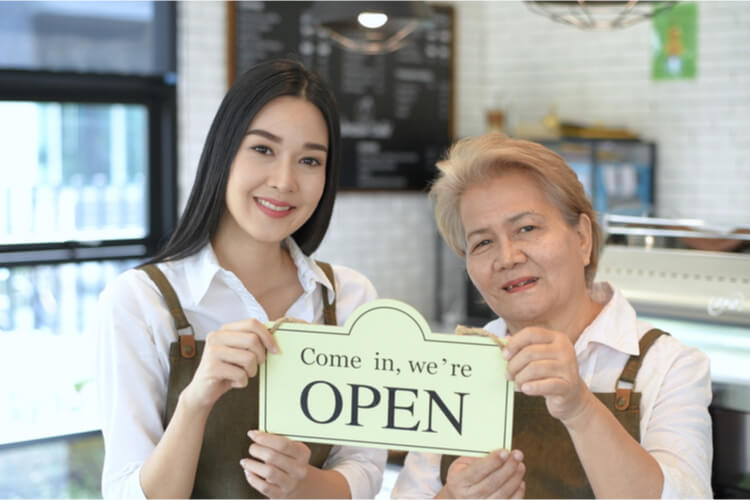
460 169 593 333
217 96 328 249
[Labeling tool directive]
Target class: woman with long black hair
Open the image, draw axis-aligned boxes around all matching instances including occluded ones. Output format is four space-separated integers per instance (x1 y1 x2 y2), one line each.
96 59 386 499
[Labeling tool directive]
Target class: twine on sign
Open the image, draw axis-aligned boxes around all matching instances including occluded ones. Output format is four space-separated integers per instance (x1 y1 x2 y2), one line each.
454 324 508 349
268 316 309 335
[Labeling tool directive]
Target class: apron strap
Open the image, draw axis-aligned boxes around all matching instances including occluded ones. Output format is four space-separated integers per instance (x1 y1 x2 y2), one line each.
140 261 339 358
614 328 669 410
316 261 338 325
139 264 196 359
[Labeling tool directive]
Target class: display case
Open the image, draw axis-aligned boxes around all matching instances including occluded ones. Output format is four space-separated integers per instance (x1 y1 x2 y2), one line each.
540 138 656 218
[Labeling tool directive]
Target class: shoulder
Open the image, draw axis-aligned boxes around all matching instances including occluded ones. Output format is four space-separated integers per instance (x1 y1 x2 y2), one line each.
639 322 709 365
636 321 711 390
99 263 180 323
100 266 159 307
329 263 378 301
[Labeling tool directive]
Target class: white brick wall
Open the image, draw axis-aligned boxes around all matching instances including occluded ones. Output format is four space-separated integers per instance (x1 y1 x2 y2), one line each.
176 1 227 212
177 1 750 325
453 0 750 227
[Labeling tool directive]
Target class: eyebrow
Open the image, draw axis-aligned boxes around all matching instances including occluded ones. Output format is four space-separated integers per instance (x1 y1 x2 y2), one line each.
464 211 543 241
246 128 328 153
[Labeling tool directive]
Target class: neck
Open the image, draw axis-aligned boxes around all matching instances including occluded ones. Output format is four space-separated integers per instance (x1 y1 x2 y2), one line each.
211 230 293 295
507 287 603 344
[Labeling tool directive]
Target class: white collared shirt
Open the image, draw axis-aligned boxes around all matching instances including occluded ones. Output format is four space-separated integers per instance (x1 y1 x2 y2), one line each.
391 282 712 499
96 238 386 499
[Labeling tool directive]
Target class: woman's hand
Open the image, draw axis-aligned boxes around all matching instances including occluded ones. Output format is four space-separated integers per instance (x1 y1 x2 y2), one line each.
180 318 279 412
504 326 593 423
442 449 526 499
240 430 312 498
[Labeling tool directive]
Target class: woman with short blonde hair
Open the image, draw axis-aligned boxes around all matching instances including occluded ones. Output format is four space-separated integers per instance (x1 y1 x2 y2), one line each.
392 133 711 499
431 133 602 287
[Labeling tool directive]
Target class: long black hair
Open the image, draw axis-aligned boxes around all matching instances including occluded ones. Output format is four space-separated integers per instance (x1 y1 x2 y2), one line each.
149 58 341 264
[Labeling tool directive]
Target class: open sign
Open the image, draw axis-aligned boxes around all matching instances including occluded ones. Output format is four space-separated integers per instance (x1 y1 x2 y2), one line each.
259 299 514 456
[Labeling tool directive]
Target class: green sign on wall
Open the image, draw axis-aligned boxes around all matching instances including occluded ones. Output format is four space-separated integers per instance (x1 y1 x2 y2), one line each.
652 2 698 80
259 299 514 456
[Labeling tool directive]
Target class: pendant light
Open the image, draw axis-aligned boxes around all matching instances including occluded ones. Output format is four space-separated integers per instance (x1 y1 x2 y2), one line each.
525 0 676 30
309 2 434 54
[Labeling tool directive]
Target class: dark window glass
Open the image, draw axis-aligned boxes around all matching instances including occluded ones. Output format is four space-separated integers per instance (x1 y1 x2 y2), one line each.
0 1 175 76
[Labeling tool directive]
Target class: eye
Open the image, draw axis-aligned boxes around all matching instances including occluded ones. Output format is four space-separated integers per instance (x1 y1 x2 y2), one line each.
471 239 492 252
251 145 272 155
519 225 536 233
300 157 323 167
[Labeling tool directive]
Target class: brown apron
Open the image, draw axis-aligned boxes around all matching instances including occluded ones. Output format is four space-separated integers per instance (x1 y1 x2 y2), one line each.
440 328 668 499
140 262 338 499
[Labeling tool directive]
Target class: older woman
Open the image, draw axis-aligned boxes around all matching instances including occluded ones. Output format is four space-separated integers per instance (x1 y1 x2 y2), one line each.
391 133 712 499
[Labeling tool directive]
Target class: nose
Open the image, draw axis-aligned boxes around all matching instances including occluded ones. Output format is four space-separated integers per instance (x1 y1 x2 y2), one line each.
492 238 526 272
267 155 297 192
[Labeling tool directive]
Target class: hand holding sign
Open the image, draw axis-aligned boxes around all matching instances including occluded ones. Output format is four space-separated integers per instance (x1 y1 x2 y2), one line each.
259 299 514 456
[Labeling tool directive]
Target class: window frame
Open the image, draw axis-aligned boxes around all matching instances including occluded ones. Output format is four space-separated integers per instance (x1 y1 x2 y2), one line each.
0 68 177 267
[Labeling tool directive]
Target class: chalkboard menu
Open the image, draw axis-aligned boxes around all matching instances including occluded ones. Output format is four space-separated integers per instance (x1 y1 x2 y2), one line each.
228 2 454 190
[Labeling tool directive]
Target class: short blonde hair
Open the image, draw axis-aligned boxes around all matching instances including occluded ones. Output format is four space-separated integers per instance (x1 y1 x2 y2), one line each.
430 133 602 287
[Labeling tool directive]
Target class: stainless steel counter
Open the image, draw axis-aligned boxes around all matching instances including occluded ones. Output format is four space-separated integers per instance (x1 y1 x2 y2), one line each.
598 240 750 497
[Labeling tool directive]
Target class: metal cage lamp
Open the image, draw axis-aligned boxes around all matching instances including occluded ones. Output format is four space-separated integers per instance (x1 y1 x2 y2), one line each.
525 0 676 31
309 2 434 54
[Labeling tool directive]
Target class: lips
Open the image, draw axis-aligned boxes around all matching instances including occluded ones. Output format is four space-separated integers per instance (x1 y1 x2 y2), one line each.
255 197 295 218
502 277 539 292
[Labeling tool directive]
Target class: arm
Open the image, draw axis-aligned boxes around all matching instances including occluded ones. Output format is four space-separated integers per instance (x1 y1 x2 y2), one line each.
638 341 712 498
562 392 663 498
140 319 279 498
97 272 279 499
505 327 664 498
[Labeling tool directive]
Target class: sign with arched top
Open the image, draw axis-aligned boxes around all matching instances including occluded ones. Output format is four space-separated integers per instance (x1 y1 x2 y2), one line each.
259 299 514 456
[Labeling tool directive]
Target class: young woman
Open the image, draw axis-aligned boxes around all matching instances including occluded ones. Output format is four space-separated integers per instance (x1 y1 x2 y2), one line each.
96 59 386 499
392 133 712 498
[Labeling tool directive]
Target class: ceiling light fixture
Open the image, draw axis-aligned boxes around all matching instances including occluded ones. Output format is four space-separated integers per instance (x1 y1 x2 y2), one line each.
358 12 388 29
525 0 676 31
310 2 434 54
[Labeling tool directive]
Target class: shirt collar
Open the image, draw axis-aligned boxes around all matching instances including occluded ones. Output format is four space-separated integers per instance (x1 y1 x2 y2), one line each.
575 282 640 356
183 243 223 305
182 238 335 305
285 237 336 298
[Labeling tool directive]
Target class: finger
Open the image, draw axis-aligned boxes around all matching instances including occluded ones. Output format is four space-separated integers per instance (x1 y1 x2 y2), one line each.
509 481 526 499
506 342 560 378
244 458 288 486
511 358 564 385
221 319 280 353
503 326 556 359
206 345 260 378
198 361 250 389
207 331 269 367
248 431 308 457
242 465 282 498
490 460 526 498
248 443 308 481
477 451 524 496
451 449 512 485
516 376 569 396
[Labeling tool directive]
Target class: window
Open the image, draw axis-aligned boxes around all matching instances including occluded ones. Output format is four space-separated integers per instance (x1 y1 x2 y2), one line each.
0 2 176 451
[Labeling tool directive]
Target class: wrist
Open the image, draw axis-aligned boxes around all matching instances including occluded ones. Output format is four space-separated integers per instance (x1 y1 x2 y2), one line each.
561 389 598 431
176 386 213 421
287 465 313 499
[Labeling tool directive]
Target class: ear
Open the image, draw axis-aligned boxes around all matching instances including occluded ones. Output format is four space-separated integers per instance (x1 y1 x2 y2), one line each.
575 213 593 267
